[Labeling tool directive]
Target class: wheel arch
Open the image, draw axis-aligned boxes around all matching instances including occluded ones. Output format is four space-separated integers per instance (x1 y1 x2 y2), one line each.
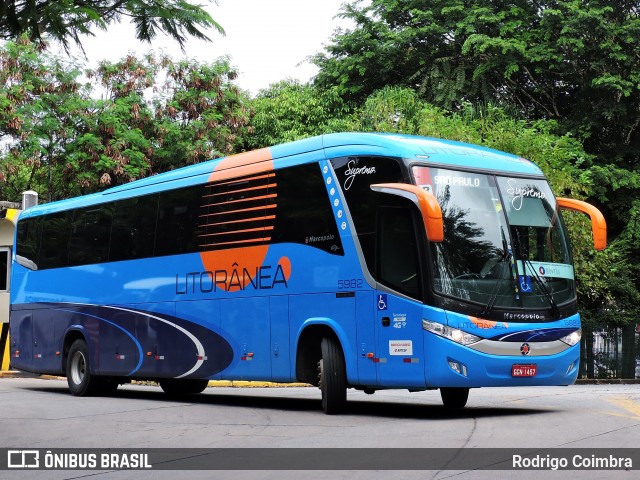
294 318 354 386
61 327 93 375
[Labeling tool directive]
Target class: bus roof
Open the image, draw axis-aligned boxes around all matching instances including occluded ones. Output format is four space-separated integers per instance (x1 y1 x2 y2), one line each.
318 133 542 176
20 132 543 217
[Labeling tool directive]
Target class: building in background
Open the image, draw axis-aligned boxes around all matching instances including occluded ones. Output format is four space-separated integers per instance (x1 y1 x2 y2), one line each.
0 191 38 371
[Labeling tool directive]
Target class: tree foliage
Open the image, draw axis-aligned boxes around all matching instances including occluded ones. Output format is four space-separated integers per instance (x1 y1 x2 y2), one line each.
315 0 640 144
245 80 354 150
0 39 251 201
0 0 223 53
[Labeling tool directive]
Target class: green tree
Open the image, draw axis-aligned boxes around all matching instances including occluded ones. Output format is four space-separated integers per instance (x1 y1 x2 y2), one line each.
150 55 253 169
0 36 91 201
246 80 354 150
0 39 251 201
0 0 223 53
314 0 640 141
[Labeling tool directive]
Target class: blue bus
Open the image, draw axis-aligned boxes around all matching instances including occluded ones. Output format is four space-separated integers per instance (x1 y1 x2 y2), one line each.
9 133 606 413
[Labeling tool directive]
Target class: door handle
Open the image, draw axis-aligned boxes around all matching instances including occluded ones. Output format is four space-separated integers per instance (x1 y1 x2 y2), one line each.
381 317 390 327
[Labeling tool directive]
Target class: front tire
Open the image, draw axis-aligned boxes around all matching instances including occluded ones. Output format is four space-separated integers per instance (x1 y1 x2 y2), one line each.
318 336 347 414
440 387 469 409
66 339 99 396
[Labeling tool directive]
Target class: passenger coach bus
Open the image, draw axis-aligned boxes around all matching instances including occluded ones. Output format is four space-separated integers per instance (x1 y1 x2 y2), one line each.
9 133 606 413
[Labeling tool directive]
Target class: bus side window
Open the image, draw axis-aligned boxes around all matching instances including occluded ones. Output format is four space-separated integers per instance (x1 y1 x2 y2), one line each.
39 212 72 270
270 163 343 255
16 217 42 270
377 206 422 300
69 204 113 266
110 195 159 262
156 186 203 257
330 156 406 278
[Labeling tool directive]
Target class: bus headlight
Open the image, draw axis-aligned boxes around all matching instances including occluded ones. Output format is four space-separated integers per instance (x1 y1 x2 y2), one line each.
422 320 481 346
560 329 581 346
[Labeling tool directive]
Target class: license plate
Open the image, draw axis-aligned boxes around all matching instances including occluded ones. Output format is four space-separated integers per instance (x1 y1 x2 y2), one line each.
512 364 537 377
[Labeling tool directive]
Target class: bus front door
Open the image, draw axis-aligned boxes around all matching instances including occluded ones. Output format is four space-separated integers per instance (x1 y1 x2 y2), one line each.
373 206 426 388
374 292 425 388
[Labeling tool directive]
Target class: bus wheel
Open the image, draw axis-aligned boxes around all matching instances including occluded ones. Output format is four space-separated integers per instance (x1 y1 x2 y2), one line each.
160 379 209 396
317 336 347 414
67 339 99 396
440 387 469 409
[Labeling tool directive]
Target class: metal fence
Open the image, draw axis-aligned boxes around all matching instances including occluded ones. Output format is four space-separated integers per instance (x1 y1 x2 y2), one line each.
581 324 639 379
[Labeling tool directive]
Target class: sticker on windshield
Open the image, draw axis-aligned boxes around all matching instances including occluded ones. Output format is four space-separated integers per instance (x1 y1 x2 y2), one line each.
518 275 533 293
434 175 481 188
518 261 575 280
504 179 547 211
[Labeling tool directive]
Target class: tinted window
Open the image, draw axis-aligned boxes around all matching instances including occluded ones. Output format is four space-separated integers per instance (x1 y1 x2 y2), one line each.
200 163 343 255
331 156 406 274
378 206 422 299
69 205 113 266
110 195 158 262
16 216 42 269
39 211 72 269
200 172 277 250
156 186 203 256
16 162 344 270
271 163 343 255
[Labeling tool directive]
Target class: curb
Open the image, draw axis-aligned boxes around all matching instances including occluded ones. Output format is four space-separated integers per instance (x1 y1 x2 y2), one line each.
574 378 640 385
2 371 638 385
0 371 310 387
206 381 310 388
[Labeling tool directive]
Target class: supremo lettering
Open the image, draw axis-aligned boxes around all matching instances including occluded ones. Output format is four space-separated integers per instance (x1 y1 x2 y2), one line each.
507 178 546 211
176 263 288 294
344 160 376 190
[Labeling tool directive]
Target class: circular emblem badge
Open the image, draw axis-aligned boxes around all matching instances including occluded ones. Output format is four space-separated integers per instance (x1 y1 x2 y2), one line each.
520 343 531 356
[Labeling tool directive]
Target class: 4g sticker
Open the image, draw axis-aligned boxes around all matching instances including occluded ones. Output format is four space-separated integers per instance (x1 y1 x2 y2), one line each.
393 313 407 329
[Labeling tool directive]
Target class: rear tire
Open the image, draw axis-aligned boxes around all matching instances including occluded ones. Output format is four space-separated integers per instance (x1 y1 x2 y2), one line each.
160 379 209 396
318 336 347 414
66 339 99 396
440 387 469 409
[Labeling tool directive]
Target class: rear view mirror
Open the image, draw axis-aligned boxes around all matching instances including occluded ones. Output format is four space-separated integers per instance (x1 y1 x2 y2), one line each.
557 197 607 251
371 183 444 242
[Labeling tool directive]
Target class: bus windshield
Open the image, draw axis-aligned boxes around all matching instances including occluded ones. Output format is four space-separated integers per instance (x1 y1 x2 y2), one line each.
413 166 574 317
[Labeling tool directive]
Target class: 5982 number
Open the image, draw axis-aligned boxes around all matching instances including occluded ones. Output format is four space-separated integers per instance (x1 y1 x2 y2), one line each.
337 279 363 289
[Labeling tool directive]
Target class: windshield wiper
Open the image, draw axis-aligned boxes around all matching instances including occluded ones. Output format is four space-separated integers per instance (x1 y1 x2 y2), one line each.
481 227 515 317
512 228 561 320
522 258 561 319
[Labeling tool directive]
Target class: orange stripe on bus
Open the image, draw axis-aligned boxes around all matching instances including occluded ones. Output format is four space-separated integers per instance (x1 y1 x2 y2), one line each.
199 204 277 218
202 193 278 208
199 215 276 228
203 183 277 199
199 226 274 238
205 173 276 189
209 148 274 183
200 238 272 248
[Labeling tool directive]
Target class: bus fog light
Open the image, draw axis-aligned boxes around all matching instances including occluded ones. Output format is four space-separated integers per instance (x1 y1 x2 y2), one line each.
560 329 581 346
448 359 468 377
